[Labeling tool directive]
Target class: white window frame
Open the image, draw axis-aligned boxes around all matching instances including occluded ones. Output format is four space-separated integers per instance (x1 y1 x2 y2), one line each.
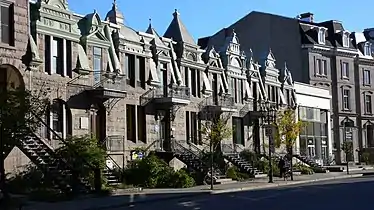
364 69 371 85
365 94 372 114
342 32 350 48
341 62 349 78
364 42 371 56
343 89 350 110
318 28 326 44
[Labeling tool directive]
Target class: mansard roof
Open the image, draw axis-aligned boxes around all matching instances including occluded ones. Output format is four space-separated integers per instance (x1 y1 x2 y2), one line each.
163 9 195 45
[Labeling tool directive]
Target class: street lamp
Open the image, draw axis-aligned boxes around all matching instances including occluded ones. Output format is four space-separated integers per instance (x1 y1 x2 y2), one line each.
260 100 276 183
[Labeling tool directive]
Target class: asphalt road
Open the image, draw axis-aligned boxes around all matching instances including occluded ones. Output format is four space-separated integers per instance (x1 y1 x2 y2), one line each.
118 176 374 210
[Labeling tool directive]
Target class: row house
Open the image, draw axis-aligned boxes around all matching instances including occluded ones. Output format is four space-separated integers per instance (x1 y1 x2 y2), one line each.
199 11 374 164
5 0 295 176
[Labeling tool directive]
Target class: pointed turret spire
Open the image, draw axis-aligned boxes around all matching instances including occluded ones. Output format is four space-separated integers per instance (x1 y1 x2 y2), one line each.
105 0 125 25
163 9 195 45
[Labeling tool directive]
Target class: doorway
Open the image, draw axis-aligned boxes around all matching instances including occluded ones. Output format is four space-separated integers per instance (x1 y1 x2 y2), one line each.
90 103 107 145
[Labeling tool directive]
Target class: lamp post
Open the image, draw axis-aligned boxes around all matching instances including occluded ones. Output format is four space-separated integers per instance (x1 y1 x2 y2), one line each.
261 100 275 183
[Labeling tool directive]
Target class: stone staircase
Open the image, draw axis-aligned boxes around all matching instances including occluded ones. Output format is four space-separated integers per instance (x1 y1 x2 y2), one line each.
293 154 327 173
222 144 266 178
224 153 266 178
17 129 92 192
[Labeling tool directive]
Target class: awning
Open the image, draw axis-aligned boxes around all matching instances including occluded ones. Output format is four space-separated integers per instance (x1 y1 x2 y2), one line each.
221 73 229 92
202 72 212 92
106 49 114 73
257 82 264 100
76 44 90 71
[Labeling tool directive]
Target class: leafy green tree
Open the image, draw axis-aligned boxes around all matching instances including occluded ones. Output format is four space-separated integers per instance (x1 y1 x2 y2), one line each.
274 107 305 180
55 135 107 188
200 114 233 154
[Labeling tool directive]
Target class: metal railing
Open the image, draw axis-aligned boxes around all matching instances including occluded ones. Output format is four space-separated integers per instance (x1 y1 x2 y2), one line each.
105 135 125 153
199 94 235 109
154 85 191 100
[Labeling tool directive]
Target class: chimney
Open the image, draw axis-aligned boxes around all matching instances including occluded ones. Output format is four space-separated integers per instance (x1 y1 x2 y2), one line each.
298 12 314 23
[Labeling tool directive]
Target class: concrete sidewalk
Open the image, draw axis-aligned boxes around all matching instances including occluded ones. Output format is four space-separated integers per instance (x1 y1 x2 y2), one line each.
22 172 372 210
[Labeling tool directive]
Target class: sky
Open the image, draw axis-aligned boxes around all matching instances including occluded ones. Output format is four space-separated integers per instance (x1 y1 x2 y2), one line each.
68 0 374 41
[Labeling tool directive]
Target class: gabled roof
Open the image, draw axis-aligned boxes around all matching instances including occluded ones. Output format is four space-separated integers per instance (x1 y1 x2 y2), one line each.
163 9 195 45
146 21 167 47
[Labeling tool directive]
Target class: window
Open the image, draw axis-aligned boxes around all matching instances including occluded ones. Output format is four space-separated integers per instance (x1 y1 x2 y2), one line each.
137 56 146 88
342 33 349 47
233 78 238 103
51 37 63 75
364 43 371 56
318 29 325 44
322 60 327 75
343 89 350 110
125 54 136 87
93 47 102 83
341 62 349 78
52 100 63 133
315 59 327 75
137 105 146 143
0 3 14 45
126 105 136 142
365 95 372 114
190 112 200 144
364 69 371 85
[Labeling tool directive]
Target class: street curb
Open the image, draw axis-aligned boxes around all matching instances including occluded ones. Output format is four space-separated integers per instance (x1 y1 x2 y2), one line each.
83 192 210 210
211 174 364 194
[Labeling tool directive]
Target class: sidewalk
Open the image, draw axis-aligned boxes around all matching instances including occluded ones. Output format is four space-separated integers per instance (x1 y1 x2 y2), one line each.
22 171 373 210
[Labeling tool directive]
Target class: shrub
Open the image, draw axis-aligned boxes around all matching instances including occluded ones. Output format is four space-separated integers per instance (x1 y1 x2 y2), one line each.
226 166 250 181
293 163 314 175
123 155 195 188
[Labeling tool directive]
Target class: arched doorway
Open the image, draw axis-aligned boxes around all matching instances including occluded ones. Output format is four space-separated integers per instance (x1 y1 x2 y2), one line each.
0 64 25 91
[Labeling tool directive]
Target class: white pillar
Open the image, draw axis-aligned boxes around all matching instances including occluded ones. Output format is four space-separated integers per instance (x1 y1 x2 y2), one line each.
49 108 53 140
63 39 67 77
295 106 300 155
62 103 67 139
327 111 333 158
50 36 55 74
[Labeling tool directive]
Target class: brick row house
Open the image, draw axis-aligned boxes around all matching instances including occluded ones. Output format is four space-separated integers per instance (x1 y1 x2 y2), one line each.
4 0 296 184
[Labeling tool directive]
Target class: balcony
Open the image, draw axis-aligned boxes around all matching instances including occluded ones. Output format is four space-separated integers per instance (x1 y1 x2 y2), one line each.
88 76 127 99
200 94 237 113
153 85 191 105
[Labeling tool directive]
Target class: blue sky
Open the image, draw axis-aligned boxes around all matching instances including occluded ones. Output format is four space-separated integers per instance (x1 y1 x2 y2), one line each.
68 0 374 41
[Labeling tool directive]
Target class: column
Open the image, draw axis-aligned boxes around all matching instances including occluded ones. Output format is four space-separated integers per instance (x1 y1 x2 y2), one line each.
49 109 53 140
134 105 138 144
62 103 67 139
50 36 55 74
327 111 333 159
62 39 67 77
187 67 191 90
135 55 139 86
295 107 300 155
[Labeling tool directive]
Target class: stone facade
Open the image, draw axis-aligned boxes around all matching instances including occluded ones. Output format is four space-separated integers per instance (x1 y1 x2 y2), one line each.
199 11 374 164
4 0 296 172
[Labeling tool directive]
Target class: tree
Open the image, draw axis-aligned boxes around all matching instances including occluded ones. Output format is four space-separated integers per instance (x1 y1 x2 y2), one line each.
341 141 353 174
55 135 107 189
200 113 232 154
0 87 49 199
200 113 232 189
273 107 305 180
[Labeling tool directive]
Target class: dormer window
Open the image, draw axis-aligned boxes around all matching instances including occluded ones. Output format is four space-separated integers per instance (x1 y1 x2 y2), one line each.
318 28 326 44
342 32 350 47
364 42 372 56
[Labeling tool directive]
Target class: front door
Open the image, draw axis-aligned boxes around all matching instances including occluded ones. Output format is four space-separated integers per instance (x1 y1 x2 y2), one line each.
90 104 106 146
